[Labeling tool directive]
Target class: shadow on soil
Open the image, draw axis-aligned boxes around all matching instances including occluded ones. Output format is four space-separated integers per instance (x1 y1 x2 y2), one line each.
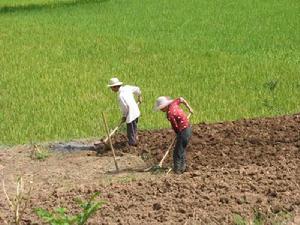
0 0 109 14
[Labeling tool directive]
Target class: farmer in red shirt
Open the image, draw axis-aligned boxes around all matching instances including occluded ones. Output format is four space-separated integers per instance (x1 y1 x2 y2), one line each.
155 96 193 174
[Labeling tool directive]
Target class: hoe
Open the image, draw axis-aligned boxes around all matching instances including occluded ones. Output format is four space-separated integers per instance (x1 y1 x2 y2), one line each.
95 103 140 151
145 113 191 172
144 137 176 172
94 120 124 151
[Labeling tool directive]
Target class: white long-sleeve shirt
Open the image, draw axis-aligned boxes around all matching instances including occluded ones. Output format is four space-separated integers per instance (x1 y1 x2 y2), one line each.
118 85 141 123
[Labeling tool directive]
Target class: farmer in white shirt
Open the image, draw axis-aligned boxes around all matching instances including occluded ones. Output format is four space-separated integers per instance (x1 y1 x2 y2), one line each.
108 78 142 146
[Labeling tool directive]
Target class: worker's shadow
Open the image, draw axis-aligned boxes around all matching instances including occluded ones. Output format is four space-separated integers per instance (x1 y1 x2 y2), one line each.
105 166 171 175
105 168 145 175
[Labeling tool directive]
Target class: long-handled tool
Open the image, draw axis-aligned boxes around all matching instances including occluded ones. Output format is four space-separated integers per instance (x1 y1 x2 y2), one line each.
102 112 119 172
94 120 124 151
144 113 192 172
143 137 176 172
95 102 140 150
103 121 124 144
158 137 176 167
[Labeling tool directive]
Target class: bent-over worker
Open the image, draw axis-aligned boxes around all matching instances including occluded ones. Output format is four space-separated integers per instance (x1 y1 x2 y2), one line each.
155 96 193 174
108 77 142 146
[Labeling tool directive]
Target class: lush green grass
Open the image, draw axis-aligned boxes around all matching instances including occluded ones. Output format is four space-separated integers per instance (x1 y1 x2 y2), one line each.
0 0 89 6
1 0 299 144
0 0 64 5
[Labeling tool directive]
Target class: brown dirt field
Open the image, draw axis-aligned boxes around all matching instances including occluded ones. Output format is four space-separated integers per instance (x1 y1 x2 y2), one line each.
0 113 299 225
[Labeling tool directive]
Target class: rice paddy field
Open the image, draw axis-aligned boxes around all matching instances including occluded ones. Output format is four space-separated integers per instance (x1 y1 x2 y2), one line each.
0 0 299 144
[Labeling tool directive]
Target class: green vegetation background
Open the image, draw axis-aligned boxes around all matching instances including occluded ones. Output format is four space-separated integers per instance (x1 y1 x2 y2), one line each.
0 0 299 144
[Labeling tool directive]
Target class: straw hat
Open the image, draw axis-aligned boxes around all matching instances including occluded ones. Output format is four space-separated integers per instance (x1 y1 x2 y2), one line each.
107 77 123 87
154 96 173 111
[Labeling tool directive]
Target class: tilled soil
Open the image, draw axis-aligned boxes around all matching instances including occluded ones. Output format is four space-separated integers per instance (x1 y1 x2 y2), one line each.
0 113 299 225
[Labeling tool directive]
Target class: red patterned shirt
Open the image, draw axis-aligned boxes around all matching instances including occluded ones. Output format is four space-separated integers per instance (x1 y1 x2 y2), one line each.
167 98 190 133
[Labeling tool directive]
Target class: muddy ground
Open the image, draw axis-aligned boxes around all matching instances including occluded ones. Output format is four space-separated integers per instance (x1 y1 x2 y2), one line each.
0 113 299 225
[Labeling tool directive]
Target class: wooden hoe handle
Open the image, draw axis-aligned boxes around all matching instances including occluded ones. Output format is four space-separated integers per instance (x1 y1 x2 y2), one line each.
158 113 192 167
103 121 124 143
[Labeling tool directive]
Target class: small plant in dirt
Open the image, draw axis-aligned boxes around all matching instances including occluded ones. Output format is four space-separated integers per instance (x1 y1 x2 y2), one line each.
30 144 50 161
118 174 137 184
233 214 247 225
233 210 264 225
233 210 292 225
2 176 33 225
35 192 105 225
271 211 292 225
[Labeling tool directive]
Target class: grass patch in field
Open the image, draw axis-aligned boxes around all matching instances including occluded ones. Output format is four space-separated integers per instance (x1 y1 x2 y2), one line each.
233 210 292 225
0 0 99 10
35 192 104 225
30 145 51 160
0 0 299 144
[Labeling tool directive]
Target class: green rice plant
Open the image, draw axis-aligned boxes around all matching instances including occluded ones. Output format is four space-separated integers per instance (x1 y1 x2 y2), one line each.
0 0 99 8
1 0 299 144
263 80 279 92
35 192 105 225
30 145 50 161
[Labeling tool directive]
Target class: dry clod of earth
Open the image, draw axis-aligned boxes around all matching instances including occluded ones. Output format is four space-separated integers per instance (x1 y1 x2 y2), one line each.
0 113 300 224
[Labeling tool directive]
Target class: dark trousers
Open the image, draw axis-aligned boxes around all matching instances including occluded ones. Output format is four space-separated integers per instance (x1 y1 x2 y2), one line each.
173 127 192 173
127 118 138 145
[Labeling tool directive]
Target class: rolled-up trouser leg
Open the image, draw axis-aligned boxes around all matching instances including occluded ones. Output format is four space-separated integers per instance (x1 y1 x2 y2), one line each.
127 118 138 145
173 127 192 173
